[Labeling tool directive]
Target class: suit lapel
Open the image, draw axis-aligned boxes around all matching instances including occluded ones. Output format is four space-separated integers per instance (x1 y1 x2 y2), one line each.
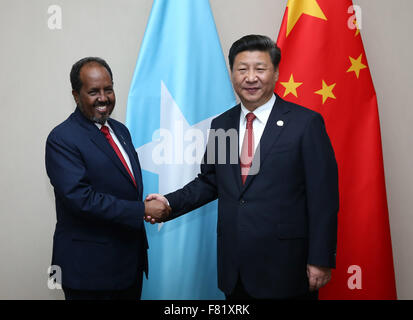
109 120 143 195
241 96 291 192
72 109 138 189
224 105 243 194
90 126 137 189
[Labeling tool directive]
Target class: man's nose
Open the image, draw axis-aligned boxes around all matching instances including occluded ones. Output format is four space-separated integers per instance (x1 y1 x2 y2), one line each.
97 91 109 103
246 70 258 82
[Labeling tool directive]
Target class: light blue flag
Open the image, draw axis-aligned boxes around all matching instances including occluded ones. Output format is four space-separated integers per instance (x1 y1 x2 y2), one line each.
126 0 236 299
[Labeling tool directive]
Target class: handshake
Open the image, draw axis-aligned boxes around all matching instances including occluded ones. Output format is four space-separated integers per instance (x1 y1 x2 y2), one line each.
143 194 171 224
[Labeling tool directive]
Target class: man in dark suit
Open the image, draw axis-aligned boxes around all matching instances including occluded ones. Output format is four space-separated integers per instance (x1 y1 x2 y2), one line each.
45 57 170 300
145 35 339 299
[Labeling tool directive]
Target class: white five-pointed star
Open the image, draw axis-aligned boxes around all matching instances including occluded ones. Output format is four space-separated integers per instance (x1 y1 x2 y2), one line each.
136 81 217 230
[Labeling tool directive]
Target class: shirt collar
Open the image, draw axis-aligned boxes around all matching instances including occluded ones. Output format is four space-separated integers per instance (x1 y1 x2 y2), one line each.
95 121 113 133
240 94 276 124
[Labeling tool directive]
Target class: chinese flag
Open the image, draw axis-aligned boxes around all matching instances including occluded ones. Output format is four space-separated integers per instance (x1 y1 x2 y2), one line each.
275 0 397 299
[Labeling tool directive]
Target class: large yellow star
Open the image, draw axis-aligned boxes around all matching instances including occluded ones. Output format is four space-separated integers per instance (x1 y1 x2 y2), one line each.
280 74 303 97
286 0 327 37
347 54 367 78
315 80 336 104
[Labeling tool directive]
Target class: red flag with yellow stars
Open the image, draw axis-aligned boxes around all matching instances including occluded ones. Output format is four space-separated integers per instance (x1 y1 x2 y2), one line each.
275 0 397 299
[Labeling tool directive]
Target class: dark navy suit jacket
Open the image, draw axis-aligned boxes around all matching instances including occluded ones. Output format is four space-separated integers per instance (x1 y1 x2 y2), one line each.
45 108 148 291
166 95 339 299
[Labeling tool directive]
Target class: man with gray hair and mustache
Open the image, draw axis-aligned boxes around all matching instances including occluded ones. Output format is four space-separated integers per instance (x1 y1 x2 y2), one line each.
45 57 170 300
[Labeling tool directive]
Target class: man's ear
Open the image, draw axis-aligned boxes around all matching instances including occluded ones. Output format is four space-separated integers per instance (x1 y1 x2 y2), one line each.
72 90 79 106
275 67 279 82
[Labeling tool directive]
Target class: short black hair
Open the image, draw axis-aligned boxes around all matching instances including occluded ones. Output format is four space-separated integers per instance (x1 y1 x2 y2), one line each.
70 57 113 93
228 34 281 71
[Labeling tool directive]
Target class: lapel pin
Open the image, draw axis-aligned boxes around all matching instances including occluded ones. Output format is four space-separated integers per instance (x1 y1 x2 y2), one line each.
276 120 284 127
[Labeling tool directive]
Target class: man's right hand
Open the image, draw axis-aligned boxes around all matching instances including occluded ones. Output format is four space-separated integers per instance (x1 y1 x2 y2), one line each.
144 195 171 223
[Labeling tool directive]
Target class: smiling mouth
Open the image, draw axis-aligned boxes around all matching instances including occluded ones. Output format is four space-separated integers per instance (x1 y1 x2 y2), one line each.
244 88 260 94
95 105 109 113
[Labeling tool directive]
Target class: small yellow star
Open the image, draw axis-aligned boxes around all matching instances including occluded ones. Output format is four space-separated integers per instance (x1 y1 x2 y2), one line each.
353 19 360 37
280 74 303 98
286 0 327 37
347 54 367 78
315 80 336 104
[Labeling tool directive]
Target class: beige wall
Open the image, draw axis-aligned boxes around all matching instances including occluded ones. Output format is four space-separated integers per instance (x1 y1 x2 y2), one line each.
0 0 411 299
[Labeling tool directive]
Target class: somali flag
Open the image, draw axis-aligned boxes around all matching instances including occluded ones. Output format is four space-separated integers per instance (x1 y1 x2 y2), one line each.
126 0 236 299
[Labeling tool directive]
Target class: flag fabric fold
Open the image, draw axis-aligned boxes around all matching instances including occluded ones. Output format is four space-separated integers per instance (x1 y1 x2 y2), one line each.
275 0 397 299
126 0 235 299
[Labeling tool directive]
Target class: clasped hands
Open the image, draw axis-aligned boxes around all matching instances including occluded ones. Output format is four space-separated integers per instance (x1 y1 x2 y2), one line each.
143 194 170 224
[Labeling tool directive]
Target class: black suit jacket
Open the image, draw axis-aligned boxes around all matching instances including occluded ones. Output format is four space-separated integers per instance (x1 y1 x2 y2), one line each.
45 108 148 291
166 95 339 299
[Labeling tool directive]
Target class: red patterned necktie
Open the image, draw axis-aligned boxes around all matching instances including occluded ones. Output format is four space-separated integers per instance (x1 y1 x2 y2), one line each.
101 125 137 188
240 112 256 184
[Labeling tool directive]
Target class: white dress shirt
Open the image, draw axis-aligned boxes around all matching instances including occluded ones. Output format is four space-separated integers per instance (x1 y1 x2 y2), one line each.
239 94 276 156
95 122 135 178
